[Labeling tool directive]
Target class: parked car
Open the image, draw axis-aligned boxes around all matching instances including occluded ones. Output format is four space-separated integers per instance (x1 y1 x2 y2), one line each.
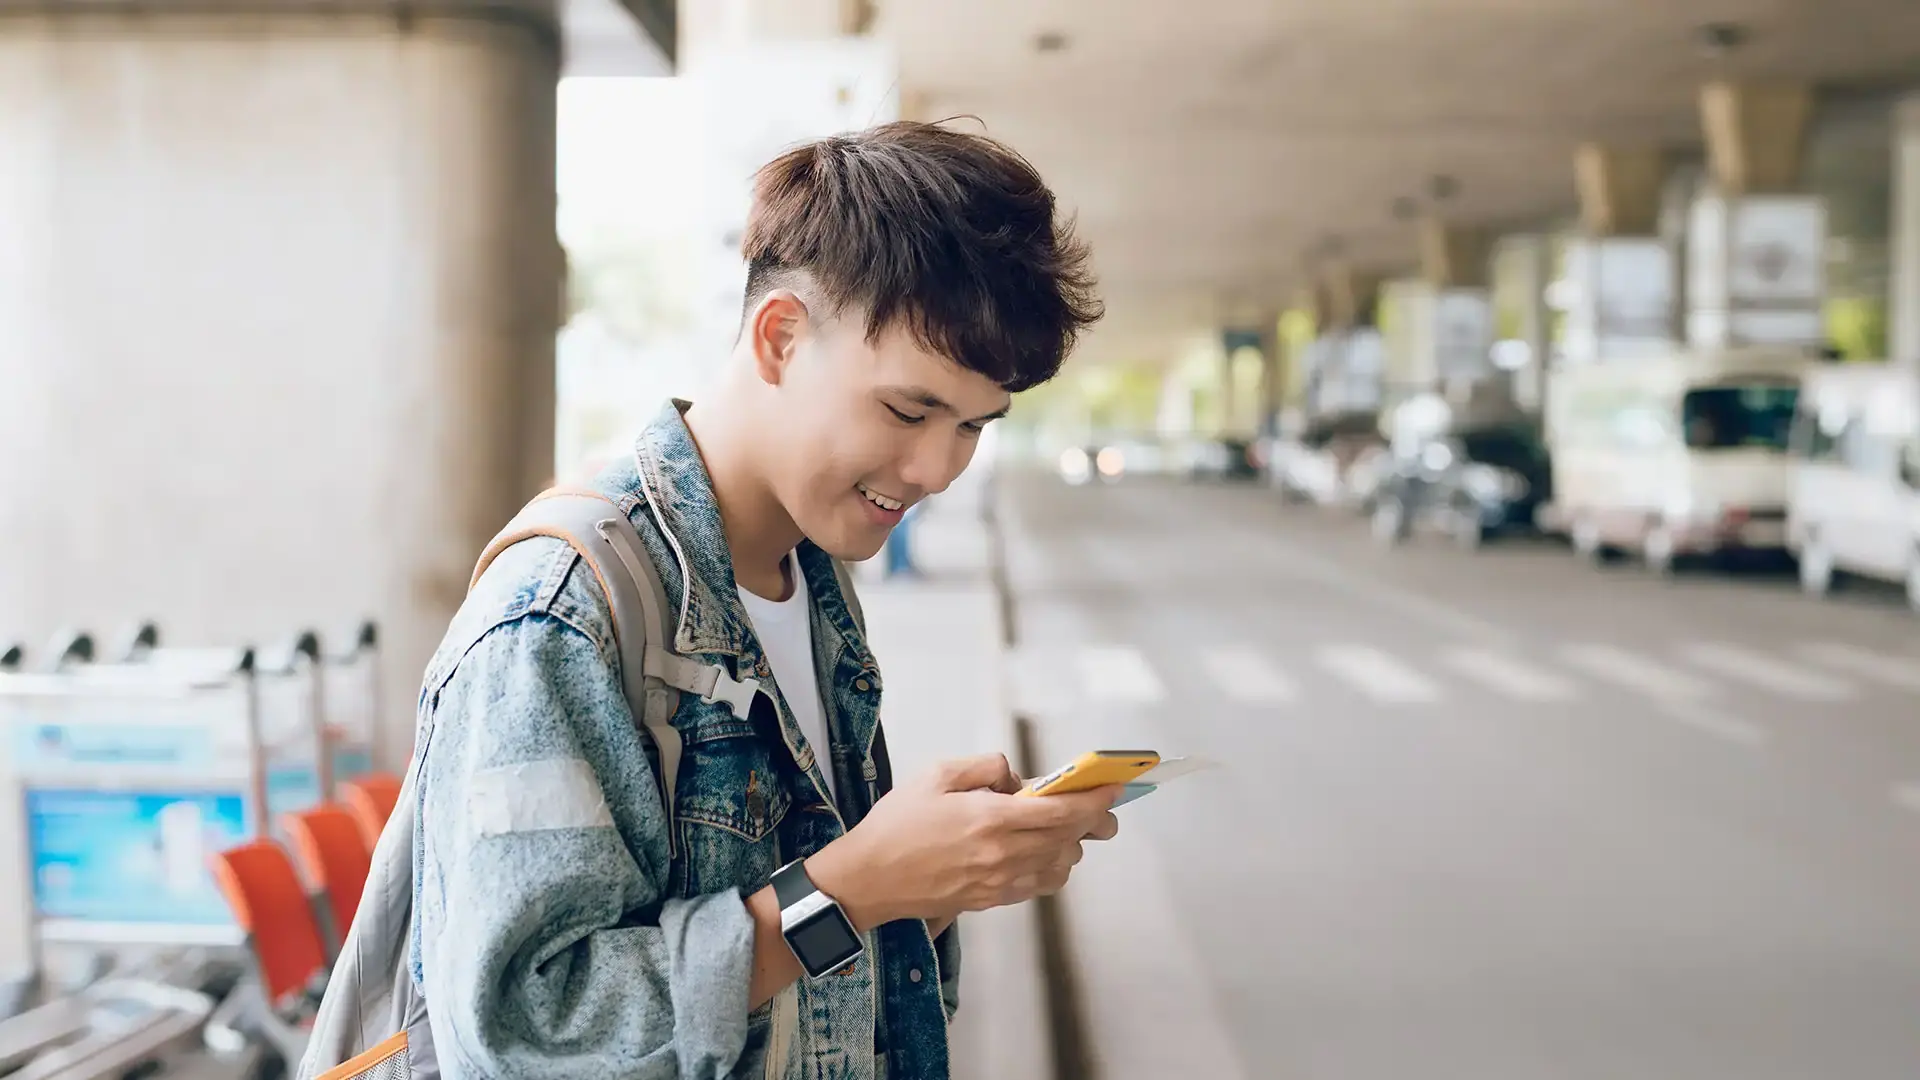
1544 345 1807 573
1263 411 1387 506
1370 422 1553 549
1788 362 1920 605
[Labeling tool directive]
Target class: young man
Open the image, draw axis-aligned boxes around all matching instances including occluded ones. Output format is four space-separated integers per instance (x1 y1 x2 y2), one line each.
411 121 1113 1080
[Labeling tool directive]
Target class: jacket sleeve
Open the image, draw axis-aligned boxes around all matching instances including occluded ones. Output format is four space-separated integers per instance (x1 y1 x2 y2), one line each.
414 611 755 1080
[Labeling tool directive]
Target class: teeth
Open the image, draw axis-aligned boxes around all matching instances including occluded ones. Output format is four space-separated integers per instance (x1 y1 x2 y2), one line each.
858 484 904 512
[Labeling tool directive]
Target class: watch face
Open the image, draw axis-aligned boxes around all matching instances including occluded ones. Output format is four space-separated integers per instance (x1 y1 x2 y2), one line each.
788 904 863 979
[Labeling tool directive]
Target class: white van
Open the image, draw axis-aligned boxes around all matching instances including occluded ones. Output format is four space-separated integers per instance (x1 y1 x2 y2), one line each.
1545 346 1809 574
1787 364 1920 608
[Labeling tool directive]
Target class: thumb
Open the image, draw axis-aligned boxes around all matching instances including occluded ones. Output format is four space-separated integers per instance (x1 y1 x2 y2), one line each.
934 753 1019 793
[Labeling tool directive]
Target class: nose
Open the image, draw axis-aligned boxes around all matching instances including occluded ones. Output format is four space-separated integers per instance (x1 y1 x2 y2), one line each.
897 427 968 497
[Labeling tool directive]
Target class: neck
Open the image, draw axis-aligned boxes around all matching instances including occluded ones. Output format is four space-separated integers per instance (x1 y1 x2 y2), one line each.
681 378 804 600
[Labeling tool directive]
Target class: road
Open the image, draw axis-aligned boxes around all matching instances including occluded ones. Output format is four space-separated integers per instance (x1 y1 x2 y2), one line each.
999 469 1920 1080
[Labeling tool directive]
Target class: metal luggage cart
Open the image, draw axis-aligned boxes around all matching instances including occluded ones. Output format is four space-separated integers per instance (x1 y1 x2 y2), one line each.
6 977 232 1080
0 649 267 1071
0 627 368 1077
320 622 383 787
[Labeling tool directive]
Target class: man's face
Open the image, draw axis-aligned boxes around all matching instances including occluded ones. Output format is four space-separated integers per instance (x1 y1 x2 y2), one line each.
762 298 1012 562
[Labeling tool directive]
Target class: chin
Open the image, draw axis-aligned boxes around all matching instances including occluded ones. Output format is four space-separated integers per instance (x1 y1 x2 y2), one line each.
811 529 887 564
801 513 888 564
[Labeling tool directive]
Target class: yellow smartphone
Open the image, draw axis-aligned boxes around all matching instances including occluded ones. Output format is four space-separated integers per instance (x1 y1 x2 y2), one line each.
1019 750 1161 797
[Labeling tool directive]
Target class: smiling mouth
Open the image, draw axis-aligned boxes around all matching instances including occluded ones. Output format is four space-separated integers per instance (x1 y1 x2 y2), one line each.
857 483 907 512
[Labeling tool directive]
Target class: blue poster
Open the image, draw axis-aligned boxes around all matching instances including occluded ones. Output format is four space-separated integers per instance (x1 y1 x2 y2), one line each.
27 789 249 926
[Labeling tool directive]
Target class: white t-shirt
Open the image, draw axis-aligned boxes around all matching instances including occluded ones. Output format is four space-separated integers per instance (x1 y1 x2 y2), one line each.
737 553 836 804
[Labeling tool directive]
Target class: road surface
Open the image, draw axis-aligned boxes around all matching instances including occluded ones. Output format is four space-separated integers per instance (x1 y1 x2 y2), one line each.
1001 469 1920 1080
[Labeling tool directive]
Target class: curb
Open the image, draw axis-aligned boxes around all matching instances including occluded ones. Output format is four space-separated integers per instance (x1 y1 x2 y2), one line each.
1015 714 1094 1080
985 490 1094 1080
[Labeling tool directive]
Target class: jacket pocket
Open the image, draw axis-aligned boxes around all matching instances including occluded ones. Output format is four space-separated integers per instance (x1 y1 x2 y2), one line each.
673 709 792 896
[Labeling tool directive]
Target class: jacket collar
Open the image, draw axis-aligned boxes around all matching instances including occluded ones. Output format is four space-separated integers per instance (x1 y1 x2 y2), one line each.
630 399 871 668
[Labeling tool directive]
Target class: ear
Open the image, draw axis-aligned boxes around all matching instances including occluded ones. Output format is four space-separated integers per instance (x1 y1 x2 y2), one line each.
746 289 810 388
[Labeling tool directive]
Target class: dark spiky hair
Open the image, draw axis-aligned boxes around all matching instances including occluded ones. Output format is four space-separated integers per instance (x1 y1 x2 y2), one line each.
739 120 1103 393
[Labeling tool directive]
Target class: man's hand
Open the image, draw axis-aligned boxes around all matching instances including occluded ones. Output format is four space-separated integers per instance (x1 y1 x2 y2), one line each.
808 753 1120 929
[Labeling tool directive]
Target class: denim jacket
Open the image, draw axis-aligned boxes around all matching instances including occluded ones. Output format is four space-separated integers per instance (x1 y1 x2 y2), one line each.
409 401 960 1079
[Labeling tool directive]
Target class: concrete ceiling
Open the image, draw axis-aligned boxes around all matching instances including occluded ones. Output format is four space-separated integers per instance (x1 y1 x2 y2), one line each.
878 0 1920 368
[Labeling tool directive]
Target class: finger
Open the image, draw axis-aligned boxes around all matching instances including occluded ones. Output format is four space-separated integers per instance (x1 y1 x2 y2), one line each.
998 786 1122 831
997 874 1041 908
987 768 1026 796
1084 811 1120 842
1036 866 1072 895
934 753 1019 793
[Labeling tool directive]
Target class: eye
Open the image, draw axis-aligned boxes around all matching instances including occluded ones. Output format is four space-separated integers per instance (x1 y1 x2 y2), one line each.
885 404 925 425
960 420 988 437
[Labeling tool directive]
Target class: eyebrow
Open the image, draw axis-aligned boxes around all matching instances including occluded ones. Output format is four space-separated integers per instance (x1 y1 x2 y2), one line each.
891 387 1011 424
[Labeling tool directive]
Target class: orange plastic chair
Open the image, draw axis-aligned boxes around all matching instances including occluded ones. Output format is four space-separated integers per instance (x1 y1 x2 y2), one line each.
282 805 374 951
209 840 331 1010
338 773 402 850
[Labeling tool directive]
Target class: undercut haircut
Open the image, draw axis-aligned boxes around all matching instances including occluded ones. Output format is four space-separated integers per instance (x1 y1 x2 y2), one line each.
739 120 1103 393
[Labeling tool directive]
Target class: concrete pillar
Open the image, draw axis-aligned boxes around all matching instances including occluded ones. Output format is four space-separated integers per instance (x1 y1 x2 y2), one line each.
1701 80 1816 197
1277 292 1319 414
1891 94 1920 366
1311 264 1387 415
1686 80 1827 349
1419 220 1493 289
1322 263 1382 330
1416 221 1496 394
1574 144 1666 237
1563 144 1678 364
1379 276 1434 403
1491 234 1554 412
0 0 568 985
1258 320 1285 432
1220 328 1265 439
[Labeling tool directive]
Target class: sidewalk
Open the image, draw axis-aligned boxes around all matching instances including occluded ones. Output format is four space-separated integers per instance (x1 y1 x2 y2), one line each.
995 481 1250 1080
854 484 1051 1080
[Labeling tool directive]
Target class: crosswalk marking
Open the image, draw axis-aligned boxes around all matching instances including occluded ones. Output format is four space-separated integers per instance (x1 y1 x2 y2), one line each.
1797 643 1920 693
1652 698 1769 745
1679 642 1857 702
1440 647 1579 702
1029 640 1912 713
1559 644 1716 701
1201 647 1298 704
1076 645 1167 704
1314 645 1441 704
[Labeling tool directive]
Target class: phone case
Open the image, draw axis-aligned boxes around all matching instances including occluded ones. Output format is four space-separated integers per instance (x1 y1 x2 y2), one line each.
1020 750 1161 797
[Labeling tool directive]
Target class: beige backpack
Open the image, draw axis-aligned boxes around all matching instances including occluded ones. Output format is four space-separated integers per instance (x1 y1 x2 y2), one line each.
296 488 865 1080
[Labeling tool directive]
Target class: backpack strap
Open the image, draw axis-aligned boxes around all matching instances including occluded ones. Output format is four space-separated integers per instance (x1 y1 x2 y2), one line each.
470 487 763 860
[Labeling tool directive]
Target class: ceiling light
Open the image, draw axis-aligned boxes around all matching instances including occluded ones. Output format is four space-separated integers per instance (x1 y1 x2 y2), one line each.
1694 22 1748 58
1034 31 1069 54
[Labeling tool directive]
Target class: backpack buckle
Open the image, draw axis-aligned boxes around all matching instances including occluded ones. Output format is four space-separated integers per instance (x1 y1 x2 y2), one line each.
701 668 762 720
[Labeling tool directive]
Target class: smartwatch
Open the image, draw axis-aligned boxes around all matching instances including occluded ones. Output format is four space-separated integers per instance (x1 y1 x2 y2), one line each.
772 857 865 980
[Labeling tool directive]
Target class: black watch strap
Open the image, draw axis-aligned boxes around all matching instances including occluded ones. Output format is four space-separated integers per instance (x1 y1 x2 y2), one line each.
771 858 815 909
